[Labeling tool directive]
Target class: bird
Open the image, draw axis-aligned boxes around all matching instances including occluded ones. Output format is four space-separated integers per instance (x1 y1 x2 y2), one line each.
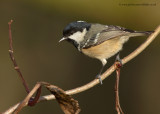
59 21 153 84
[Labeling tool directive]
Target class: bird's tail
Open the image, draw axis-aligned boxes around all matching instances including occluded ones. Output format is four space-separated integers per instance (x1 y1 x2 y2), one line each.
129 31 154 37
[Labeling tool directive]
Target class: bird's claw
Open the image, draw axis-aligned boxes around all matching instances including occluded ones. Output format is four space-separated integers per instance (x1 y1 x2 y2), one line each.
115 54 123 69
96 74 103 85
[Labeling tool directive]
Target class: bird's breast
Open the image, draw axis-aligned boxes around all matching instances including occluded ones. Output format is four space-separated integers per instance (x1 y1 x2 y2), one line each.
81 37 125 60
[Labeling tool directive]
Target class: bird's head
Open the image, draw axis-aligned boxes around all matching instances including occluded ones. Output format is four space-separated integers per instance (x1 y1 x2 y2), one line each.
59 21 91 48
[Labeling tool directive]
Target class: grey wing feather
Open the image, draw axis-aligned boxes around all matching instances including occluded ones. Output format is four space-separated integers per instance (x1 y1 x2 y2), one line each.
81 25 152 49
82 25 130 48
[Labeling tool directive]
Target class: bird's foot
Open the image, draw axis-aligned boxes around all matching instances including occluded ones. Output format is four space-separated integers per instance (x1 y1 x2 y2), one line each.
96 74 103 85
115 54 123 69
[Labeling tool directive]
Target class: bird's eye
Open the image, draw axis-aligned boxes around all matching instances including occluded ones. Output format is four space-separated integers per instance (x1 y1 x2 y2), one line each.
70 30 75 35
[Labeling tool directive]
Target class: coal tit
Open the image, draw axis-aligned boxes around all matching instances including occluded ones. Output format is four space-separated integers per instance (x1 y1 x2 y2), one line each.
59 21 152 84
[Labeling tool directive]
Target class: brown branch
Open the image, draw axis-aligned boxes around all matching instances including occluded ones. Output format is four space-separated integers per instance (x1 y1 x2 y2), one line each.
13 82 80 114
8 20 30 93
3 25 160 114
28 86 42 106
14 83 41 114
114 62 123 114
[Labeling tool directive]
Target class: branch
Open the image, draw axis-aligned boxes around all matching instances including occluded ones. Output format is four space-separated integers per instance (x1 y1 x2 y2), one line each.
8 20 30 93
13 82 80 114
114 61 123 114
3 25 160 114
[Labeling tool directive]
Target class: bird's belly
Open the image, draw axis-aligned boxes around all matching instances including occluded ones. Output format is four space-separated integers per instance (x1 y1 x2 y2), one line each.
82 38 123 60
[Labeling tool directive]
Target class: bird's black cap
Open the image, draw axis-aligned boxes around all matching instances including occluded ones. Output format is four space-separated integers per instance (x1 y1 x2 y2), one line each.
63 21 91 37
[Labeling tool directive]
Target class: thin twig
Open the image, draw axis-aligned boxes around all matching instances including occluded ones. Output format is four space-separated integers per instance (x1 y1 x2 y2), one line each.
28 86 42 106
115 62 123 114
8 20 30 93
14 84 41 114
3 25 160 114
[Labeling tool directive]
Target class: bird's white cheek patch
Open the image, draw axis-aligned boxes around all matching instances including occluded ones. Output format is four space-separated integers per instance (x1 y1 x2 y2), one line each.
69 29 87 43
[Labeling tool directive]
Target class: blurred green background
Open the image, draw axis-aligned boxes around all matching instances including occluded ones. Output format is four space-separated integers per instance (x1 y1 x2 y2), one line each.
0 0 160 114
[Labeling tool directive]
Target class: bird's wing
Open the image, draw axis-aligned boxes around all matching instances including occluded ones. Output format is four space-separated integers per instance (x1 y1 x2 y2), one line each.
81 25 132 48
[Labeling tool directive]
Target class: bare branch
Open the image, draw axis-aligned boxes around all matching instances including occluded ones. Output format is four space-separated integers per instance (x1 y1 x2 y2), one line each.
114 61 123 114
8 20 30 93
13 82 80 114
3 25 160 114
14 84 41 114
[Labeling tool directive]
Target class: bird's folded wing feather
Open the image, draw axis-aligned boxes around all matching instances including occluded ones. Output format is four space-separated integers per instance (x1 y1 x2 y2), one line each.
82 25 132 48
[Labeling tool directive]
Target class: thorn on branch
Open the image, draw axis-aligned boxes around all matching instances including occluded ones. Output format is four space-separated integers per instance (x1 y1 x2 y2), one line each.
8 49 13 53
8 20 13 25
14 66 19 70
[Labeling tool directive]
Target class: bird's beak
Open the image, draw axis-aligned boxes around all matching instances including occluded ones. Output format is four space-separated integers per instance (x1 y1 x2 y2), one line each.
59 37 67 42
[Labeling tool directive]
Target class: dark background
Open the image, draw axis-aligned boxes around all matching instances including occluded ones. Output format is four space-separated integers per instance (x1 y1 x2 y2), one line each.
0 0 160 114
